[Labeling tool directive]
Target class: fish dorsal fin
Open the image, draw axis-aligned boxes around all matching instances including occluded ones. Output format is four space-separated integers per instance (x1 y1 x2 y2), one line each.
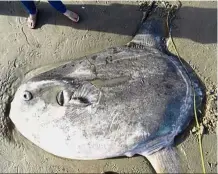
127 2 180 51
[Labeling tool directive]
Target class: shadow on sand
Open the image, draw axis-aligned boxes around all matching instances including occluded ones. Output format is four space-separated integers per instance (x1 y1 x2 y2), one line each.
0 1 216 44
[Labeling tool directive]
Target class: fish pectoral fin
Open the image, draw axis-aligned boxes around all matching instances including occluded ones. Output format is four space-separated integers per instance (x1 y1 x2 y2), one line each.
70 82 101 107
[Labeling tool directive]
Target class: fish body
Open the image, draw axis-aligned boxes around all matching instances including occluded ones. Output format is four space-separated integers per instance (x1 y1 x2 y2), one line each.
9 2 205 173
10 46 199 159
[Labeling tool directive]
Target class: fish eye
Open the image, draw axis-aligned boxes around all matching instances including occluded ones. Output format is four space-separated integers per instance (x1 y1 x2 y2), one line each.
23 91 32 101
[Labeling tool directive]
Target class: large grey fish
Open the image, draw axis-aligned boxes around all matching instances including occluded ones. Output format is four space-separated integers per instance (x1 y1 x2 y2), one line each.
9 2 205 173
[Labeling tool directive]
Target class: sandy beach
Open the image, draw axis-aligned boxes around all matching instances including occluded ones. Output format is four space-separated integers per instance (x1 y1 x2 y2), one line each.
0 1 217 173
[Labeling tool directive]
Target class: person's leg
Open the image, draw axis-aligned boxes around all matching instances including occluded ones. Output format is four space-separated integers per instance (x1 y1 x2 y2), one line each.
48 0 79 22
21 0 37 14
47 0 67 13
20 1 38 29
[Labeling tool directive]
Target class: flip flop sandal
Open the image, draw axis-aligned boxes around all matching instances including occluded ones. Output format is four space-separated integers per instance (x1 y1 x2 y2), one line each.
73 15 79 23
68 11 80 23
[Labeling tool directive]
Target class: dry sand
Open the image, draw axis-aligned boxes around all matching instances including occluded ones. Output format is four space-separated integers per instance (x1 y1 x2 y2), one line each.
0 1 217 173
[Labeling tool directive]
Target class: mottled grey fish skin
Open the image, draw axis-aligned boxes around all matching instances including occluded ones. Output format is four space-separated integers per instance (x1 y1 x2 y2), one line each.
10 45 196 160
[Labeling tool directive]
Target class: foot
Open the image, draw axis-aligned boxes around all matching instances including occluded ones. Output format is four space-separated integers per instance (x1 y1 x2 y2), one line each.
27 9 38 29
64 10 79 23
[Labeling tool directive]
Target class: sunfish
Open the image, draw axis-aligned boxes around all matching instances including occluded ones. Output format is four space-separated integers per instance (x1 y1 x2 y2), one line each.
9 2 205 173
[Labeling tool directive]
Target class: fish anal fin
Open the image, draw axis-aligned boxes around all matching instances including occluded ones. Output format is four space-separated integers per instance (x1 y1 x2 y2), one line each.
144 147 184 173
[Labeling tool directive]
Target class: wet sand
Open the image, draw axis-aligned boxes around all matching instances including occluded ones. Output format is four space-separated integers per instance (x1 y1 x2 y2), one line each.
0 1 217 173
